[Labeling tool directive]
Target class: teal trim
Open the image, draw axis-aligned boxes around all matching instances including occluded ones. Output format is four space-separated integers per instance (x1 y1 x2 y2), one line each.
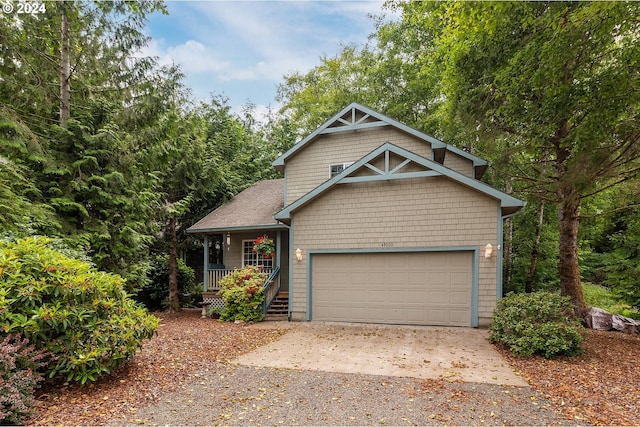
320 120 388 134
276 230 281 267
390 158 411 175
385 149 390 172
306 251 312 321
275 142 525 221
261 266 281 314
339 171 440 184
309 246 477 255
364 163 384 175
203 236 209 291
187 224 288 234
471 250 479 327
306 246 480 327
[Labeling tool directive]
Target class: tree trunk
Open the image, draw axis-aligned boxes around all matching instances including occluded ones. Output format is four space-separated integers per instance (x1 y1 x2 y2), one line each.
168 217 180 312
557 182 588 315
553 119 587 315
59 2 71 128
525 200 545 293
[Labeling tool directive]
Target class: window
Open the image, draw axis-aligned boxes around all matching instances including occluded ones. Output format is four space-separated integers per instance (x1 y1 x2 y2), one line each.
242 240 274 269
330 162 353 178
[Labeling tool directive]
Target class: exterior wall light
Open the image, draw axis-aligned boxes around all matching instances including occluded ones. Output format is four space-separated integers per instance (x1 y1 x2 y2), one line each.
484 243 493 258
226 233 231 250
295 248 303 262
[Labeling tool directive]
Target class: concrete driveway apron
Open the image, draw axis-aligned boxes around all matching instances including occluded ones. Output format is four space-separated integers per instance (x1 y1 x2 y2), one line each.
233 322 528 386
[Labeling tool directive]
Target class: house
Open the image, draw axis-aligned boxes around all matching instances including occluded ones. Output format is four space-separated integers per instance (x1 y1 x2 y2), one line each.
187 103 525 327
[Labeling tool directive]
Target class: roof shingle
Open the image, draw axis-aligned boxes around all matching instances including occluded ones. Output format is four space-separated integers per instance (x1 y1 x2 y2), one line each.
187 179 285 233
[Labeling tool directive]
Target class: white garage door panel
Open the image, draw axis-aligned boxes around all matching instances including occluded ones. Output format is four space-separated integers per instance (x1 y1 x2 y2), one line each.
312 252 473 327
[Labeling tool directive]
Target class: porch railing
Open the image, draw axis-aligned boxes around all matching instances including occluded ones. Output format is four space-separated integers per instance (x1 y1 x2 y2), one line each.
261 266 281 314
206 267 274 291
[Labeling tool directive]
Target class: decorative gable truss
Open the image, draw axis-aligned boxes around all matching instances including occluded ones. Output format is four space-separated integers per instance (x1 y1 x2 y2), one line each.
320 105 392 134
339 147 440 184
275 142 525 222
273 103 489 179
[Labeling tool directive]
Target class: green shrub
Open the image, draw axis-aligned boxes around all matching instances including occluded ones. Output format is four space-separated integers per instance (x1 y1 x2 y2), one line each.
0 334 49 425
489 291 584 358
137 254 198 310
583 283 639 319
218 266 266 322
0 237 159 384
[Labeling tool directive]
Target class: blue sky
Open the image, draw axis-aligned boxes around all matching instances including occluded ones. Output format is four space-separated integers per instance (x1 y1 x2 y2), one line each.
144 1 389 118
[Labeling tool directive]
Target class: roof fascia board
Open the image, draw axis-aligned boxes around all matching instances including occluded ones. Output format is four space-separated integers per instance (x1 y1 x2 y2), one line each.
186 224 288 234
275 142 524 220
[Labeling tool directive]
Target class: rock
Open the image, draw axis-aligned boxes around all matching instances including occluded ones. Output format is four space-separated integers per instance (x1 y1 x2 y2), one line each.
611 314 640 334
584 307 612 330
584 307 640 334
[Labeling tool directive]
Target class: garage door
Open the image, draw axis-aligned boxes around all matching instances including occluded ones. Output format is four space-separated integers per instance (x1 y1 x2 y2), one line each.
311 251 473 326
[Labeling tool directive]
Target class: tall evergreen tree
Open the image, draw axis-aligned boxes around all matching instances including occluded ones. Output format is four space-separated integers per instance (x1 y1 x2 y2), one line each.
429 1 640 313
0 1 169 289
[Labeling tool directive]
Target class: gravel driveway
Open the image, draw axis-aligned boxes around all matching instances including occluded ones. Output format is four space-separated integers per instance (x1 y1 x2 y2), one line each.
123 322 577 426
129 362 573 426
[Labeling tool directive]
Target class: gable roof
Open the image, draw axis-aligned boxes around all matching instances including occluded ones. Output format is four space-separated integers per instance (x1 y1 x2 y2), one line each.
187 179 286 233
272 102 489 178
275 143 524 223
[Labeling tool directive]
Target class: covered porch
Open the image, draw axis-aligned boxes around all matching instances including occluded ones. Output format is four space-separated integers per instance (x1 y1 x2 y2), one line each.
201 229 288 293
197 228 290 318
186 179 290 319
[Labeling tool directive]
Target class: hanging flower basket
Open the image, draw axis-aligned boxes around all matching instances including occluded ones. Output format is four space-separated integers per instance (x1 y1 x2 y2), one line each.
253 235 275 258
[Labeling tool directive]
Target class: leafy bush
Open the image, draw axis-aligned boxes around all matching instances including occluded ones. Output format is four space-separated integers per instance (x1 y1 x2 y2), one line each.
0 237 159 384
137 254 198 310
0 334 49 425
218 266 267 322
583 283 639 319
489 291 584 358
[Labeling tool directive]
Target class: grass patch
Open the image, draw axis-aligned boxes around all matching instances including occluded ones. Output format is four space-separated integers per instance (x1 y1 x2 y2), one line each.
584 283 640 319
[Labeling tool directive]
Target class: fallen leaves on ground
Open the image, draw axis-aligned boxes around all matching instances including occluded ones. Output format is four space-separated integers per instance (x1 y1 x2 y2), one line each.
498 329 640 426
25 311 639 426
25 309 286 426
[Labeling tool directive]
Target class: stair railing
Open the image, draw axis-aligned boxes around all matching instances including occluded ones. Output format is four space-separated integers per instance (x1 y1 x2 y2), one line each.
261 266 281 314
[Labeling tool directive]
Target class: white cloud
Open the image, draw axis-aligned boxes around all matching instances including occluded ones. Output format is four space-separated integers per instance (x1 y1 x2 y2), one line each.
145 1 388 111
144 38 233 75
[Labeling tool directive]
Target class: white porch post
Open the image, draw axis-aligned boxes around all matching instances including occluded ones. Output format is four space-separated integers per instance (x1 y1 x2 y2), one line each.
203 235 209 291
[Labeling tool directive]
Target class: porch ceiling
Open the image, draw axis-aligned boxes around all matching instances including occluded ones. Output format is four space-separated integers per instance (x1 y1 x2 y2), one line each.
187 179 286 234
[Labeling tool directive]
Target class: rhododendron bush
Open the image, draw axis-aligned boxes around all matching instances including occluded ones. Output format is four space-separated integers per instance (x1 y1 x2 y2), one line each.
0 237 159 385
218 266 267 322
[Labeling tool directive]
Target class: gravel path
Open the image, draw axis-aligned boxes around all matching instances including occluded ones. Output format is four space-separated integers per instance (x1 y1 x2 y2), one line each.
116 362 577 426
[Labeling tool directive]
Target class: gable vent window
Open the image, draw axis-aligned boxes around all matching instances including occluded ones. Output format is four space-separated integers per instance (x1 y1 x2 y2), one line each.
330 162 353 178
